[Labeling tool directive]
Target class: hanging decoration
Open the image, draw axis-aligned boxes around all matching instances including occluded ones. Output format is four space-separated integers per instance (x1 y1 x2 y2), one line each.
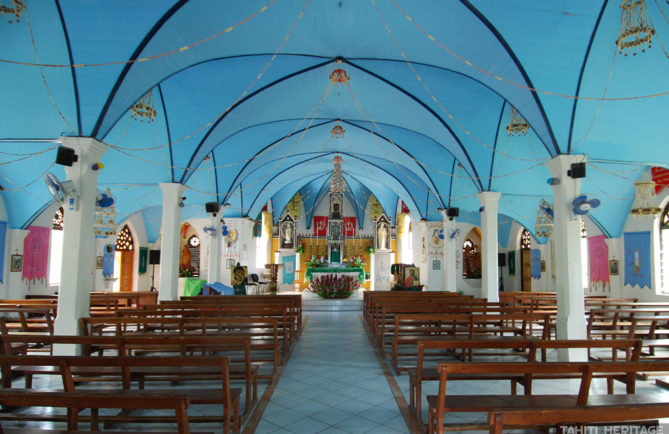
624 231 651 288
616 0 655 56
0 0 25 23
369 195 384 222
343 217 357 237
427 222 444 257
130 89 157 122
285 193 302 220
530 249 541 279
652 167 669 194
138 247 148 275
630 170 661 216
588 235 610 291
282 254 296 285
396 214 405 239
329 156 346 193
331 125 345 138
252 212 262 238
508 251 516 275
262 211 273 238
314 216 328 237
0 221 6 283
94 189 117 238
534 199 554 238
329 68 349 85
223 219 241 258
505 107 529 136
103 244 115 279
22 226 49 284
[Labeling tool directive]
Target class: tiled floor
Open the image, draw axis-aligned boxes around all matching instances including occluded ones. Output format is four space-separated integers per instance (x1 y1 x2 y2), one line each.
255 311 409 434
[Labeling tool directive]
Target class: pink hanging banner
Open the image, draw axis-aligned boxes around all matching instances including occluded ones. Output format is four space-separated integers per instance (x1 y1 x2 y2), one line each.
23 226 50 283
588 235 609 291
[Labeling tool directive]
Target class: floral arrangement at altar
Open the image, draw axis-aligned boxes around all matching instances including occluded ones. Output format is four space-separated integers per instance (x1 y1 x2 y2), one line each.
345 255 365 268
308 274 360 298
306 255 326 268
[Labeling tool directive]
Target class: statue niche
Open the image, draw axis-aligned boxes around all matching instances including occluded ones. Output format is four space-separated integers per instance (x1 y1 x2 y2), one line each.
280 214 296 249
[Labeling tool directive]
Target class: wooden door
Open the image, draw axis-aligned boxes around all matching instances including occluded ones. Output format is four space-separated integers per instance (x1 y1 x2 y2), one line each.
120 250 134 292
521 249 532 291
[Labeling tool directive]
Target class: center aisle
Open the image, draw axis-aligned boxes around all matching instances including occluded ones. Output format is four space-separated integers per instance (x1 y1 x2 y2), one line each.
255 311 410 434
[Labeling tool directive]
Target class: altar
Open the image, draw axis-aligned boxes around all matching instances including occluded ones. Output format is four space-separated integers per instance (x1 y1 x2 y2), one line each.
305 267 365 284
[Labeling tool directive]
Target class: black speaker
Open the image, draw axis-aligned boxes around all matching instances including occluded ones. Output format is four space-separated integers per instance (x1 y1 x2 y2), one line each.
205 202 220 213
149 250 161 265
447 207 459 218
567 162 586 179
498 253 506 267
55 146 78 167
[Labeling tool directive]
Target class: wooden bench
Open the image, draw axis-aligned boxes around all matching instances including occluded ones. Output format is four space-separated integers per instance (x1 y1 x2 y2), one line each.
411 338 642 421
0 334 259 413
427 360 669 433
0 307 56 335
0 355 241 433
488 403 669 434
0 390 196 433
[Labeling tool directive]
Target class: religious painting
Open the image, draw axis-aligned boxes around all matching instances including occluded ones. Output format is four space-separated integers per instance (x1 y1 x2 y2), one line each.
540 260 546 273
226 259 234 269
231 264 247 285
95 256 103 270
427 222 444 257
432 260 440 271
404 267 420 287
10 254 22 272
609 259 619 276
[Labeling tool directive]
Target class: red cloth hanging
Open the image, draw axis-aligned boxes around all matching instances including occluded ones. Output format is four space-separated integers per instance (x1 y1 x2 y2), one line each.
23 226 50 283
343 217 356 237
313 216 328 237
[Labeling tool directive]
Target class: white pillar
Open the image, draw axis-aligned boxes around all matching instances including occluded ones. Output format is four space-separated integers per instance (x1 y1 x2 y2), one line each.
546 155 587 361
440 210 457 292
158 183 186 302
54 137 107 342
207 214 221 283
369 253 375 291
477 191 501 302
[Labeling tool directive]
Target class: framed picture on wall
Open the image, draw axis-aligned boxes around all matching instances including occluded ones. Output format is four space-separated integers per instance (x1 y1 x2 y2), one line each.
540 260 546 272
95 256 103 269
432 260 440 271
10 254 22 272
226 259 235 269
609 259 619 276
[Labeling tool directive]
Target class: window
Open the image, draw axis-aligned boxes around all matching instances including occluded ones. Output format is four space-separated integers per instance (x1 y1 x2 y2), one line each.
115 225 134 251
188 235 200 248
48 207 64 286
661 203 669 292
520 230 531 250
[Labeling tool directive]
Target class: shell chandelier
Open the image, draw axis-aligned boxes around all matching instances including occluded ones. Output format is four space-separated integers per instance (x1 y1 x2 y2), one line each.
535 199 554 238
506 106 529 136
329 155 346 194
331 125 345 138
329 68 349 85
616 0 655 56
130 90 157 123
0 0 25 23
630 171 661 216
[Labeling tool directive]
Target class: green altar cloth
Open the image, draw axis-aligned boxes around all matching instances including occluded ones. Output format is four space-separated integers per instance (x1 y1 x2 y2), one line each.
305 267 365 284
184 278 207 297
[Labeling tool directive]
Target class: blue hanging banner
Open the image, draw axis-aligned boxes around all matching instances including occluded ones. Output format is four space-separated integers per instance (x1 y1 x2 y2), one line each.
624 231 651 289
282 254 296 285
103 244 115 279
531 249 541 279
0 221 6 283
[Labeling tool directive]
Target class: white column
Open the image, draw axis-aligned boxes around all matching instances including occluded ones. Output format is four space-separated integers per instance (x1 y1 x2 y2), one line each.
546 155 587 361
440 210 457 292
369 253 375 291
54 137 107 343
158 183 186 302
207 214 221 283
477 192 501 302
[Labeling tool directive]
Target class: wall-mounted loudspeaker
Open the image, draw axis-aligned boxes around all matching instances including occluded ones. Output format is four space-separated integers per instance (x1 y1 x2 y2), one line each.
498 253 506 267
447 207 459 218
55 146 78 167
205 202 220 214
149 250 161 265
567 162 586 179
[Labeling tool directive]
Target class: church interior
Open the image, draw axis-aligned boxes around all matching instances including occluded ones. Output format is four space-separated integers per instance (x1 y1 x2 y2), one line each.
1 1 669 433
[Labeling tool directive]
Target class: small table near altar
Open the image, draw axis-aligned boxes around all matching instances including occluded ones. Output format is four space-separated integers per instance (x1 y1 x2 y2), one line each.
304 267 365 285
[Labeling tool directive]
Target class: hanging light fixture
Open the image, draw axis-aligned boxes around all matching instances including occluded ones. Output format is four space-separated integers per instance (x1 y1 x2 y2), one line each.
534 199 554 238
616 0 655 56
329 68 349 85
130 89 157 122
506 107 529 136
0 0 25 23
329 155 346 193
94 189 117 238
331 125 345 138
630 170 662 216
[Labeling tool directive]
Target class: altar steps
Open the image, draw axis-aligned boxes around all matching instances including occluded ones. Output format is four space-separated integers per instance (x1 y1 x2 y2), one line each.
285 289 363 311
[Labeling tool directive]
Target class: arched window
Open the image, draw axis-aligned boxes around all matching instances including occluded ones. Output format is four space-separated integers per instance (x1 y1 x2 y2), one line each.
520 230 531 250
48 207 64 286
188 235 200 248
115 225 134 251
462 238 481 278
114 225 134 292
661 203 669 292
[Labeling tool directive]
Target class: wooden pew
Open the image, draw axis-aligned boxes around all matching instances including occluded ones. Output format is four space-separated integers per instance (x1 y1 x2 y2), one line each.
0 355 241 433
427 360 669 434
0 390 195 433
488 403 669 434
0 307 56 335
0 334 259 413
410 338 642 421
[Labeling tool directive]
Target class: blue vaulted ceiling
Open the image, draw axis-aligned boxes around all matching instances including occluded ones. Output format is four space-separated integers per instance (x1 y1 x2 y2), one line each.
0 0 668 240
